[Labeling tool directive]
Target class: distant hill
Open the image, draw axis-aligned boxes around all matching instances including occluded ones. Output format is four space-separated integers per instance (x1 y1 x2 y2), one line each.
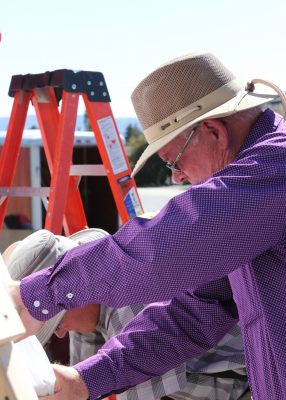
0 115 142 136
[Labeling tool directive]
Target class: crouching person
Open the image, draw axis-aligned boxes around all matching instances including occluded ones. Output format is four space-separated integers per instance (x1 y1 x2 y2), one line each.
5 229 249 400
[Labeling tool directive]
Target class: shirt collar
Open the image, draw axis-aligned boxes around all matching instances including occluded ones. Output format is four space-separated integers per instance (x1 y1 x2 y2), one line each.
239 108 283 153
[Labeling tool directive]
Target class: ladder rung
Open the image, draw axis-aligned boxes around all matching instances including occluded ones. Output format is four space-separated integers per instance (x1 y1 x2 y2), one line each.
70 164 107 176
0 187 50 197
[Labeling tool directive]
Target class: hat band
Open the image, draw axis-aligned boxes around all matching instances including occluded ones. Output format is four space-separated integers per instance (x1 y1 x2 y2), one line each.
144 79 243 144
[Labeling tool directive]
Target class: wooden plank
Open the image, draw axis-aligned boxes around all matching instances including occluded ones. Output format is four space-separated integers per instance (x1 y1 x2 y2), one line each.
0 255 25 345
0 342 38 400
0 355 16 400
0 254 37 399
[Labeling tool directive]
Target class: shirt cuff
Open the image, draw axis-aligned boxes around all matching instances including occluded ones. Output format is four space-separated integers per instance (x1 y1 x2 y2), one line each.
20 269 66 320
74 353 118 400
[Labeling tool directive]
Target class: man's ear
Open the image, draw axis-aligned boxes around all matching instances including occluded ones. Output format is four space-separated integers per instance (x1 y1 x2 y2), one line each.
200 119 229 150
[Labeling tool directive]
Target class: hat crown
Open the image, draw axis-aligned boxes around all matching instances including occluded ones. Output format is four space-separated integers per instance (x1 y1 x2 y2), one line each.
131 52 236 130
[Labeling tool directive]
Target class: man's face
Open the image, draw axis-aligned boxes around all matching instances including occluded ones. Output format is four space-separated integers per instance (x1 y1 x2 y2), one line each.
158 121 230 184
54 304 100 338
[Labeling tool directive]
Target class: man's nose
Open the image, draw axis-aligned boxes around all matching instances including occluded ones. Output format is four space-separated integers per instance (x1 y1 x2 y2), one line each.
54 324 68 339
172 170 188 184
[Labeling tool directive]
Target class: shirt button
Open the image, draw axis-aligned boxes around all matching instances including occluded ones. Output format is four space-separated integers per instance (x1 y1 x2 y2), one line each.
42 309 49 315
66 293 74 299
34 300 40 307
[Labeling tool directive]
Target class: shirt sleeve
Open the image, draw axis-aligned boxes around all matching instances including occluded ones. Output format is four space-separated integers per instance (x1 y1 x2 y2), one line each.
20 151 286 319
99 304 187 400
73 281 238 399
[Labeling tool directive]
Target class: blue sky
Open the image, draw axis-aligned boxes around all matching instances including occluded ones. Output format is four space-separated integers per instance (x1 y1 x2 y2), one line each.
1 0 285 119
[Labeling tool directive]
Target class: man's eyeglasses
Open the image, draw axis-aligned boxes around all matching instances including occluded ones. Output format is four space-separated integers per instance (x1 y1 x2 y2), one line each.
165 127 196 173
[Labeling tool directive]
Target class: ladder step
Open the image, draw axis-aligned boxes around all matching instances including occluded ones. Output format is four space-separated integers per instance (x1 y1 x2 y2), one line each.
0 187 50 200
70 164 107 176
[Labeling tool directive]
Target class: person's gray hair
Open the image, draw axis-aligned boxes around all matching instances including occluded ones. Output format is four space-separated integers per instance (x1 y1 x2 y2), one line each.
222 105 267 124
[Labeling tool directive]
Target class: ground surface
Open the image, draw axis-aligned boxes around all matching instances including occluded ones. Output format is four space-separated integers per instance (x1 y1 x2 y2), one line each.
137 185 188 213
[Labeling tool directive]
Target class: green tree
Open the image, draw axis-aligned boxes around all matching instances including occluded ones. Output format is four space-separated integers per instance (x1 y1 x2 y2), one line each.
125 124 142 144
126 124 171 186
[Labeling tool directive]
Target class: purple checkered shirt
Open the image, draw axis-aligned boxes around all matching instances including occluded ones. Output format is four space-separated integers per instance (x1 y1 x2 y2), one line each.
21 109 286 400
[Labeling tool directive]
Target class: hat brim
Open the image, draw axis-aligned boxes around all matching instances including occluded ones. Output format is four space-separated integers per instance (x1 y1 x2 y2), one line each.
36 311 66 346
131 91 277 176
69 228 109 244
2 241 21 264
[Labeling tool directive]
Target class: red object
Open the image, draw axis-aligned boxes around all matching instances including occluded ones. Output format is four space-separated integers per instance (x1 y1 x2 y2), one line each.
0 70 143 235
0 91 31 230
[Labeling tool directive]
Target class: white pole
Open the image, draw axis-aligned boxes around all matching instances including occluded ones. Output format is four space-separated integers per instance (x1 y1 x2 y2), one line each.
29 146 42 231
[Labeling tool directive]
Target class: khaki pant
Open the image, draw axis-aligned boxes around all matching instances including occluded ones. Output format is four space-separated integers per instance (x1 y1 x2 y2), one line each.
239 391 252 400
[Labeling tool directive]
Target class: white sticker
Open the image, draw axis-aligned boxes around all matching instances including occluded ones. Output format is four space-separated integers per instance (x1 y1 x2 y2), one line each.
97 117 128 174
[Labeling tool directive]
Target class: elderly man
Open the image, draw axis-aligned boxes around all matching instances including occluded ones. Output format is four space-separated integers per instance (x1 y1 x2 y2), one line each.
9 52 286 400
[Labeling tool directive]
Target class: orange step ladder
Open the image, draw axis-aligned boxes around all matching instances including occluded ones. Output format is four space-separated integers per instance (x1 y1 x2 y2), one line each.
0 69 144 236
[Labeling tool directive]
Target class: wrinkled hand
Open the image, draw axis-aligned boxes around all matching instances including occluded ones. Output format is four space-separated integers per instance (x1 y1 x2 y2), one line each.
40 364 89 400
8 280 44 338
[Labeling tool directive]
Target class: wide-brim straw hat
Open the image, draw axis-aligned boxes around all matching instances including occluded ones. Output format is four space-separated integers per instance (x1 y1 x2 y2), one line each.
131 51 278 176
3 228 109 346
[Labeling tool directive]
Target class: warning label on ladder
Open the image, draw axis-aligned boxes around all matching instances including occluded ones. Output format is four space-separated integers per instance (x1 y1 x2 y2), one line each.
124 187 142 217
98 117 128 174
117 175 143 218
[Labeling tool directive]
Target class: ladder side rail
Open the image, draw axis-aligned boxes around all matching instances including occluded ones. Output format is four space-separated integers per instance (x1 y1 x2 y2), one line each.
33 88 87 234
64 177 88 235
84 97 144 223
32 87 61 171
44 91 81 234
0 91 31 232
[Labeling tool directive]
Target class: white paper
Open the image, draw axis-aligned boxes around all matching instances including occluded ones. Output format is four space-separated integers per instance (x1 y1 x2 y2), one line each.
14 335 56 396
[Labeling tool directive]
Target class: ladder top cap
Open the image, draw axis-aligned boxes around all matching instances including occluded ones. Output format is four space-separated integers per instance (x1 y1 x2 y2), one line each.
8 69 111 102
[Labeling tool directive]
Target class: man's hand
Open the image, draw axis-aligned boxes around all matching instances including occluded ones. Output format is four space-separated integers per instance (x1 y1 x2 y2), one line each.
40 364 89 400
8 280 44 338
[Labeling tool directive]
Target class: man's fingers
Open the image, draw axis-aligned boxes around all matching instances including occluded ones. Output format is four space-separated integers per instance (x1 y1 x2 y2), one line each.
39 393 61 399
